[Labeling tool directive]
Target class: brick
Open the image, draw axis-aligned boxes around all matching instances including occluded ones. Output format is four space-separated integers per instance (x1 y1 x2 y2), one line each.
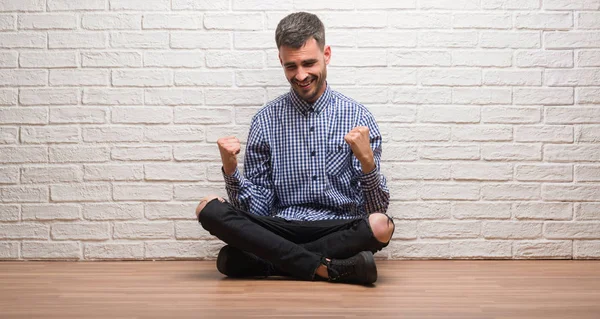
0 166 18 184
83 127 142 142
50 146 109 163
577 125 600 142
546 69 600 86
84 243 144 260
544 0 600 10
113 184 172 201
452 125 512 141
0 70 46 86
482 144 541 161
516 50 573 68
18 14 77 30
482 0 540 9
49 32 106 49
82 52 142 68
0 32 45 48
294 0 354 10
388 51 451 67
174 144 220 161
234 31 274 49
391 126 450 142
204 125 250 143
418 105 479 123
233 0 292 10
2 185 49 202
50 184 111 202
381 145 418 162
578 88 600 104
146 202 197 220
83 88 143 105
84 164 143 181
575 241 600 258
513 241 572 259
335 87 388 104
111 146 171 161
83 203 143 221
144 51 204 68
114 222 173 239
484 70 542 86
356 0 415 9
515 164 573 182
332 50 387 67
0 241 18 259
390 13 451 29
368 106 416 124
515 125 573 143
419 221 480 239
52 223 109 240
143 14 202 30
516 13 573 30
482 184 541 200
21 126 79 144
576 203 600 220
0 223 47 239
175 71 233 87
387 163 451 181
110 32 168 49
0 89 15 106
50 107 107 124
392 87 451 104
420 69 481 86
453 88 511 104
173 184 227 201
171 32 230 49
0 15 13 30
453 13 511 29
22 204 80 221
513 202 573 220
388 241 450 259
145 164 205 181
357 31 416 48
20 88 78 106
420 183 479 200
422 0 479 9
452 50 512 67
145 241 222 259
205 88 264 106
545 222 600 239
0 146 47 163
450 241 512 259
484 221 542 239
204 13 262 31
22 242 80 260
175 220 214 240
482 106 540 124
112 107 172 124
172 0 229 10
112 69 172 87
452 202 511 219
235 69 289 87
206 51 263 69
321 12 387 28
22 166 82 183
420 31 478 48
0 0 44 11
481 31 540 48
545 32 600 49
546 107 600 124
544 145 600 162
48 0 105 11
144 126 204 142
0 127 17 144
576 165 600 182
452 163 513 181
82 13 141 30
110 0 169 10
577 50 600 67
145 89 203 105
0 52 17 67
514 88 573 105
175 107 233 125
543 185 600 201
388 202 450 220
50 70 109 87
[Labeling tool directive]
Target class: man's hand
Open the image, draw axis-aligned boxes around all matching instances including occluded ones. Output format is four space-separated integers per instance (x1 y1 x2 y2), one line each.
344 126 375 173
195 195 225 219
217 136 241 176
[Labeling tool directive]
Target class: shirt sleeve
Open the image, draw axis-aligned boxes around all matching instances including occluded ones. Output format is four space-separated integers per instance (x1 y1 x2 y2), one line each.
222 116 275 216
357 111 390 214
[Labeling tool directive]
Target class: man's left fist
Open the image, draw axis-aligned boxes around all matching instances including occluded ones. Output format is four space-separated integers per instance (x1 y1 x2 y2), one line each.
344 126 375 173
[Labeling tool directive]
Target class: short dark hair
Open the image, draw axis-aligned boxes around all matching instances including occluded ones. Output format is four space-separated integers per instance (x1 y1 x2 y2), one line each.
275 12 325 50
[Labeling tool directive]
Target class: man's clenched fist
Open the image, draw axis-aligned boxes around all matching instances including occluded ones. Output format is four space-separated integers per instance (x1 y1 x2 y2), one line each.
344 126 375 173
217 136 241 176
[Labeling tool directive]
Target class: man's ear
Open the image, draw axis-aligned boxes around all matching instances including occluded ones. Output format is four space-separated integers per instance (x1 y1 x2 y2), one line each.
278 51 283 66
324 45 331 65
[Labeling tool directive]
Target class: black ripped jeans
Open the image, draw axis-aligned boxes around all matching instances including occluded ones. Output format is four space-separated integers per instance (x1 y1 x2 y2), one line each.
198 199 394 281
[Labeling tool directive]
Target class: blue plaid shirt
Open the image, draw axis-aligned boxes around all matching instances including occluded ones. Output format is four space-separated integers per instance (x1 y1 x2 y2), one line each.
223 85 389 221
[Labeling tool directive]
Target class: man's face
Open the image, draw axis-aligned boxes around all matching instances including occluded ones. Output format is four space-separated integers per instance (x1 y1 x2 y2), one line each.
279 38 331 103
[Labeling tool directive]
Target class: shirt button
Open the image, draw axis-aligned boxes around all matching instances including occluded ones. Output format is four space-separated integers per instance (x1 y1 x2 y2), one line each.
312 175 317 181
311 151 316 156
309 127 315 132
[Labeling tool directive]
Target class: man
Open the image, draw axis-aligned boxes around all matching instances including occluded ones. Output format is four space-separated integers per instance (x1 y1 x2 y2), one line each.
196 12 395 285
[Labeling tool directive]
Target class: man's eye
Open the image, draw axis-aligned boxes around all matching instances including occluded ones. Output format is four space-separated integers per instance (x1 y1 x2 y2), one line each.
304 62 315 67
286 66 296 70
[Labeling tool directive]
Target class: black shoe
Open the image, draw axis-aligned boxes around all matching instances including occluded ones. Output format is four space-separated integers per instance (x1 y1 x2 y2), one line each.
216 245 277 278
324 251 377 285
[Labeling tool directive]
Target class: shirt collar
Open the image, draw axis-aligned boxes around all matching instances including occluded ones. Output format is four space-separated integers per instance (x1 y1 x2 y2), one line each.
289 83 332 115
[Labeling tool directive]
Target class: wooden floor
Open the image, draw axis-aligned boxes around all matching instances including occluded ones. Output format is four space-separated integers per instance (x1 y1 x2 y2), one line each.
0 260 599 319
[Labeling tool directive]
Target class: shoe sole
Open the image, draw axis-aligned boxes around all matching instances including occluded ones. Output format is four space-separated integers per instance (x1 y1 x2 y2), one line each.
358 251 378 285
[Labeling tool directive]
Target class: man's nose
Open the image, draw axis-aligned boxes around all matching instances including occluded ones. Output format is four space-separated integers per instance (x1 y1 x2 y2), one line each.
295 68 308 82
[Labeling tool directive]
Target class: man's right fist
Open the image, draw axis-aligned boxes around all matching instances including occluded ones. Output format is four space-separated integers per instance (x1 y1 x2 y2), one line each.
217 136 240 176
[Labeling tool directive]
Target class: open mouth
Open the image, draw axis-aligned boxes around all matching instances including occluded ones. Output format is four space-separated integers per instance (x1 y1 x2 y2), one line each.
296 78 314 89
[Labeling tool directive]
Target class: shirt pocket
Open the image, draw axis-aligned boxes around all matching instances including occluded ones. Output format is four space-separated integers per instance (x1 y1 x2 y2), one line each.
325 141 352 176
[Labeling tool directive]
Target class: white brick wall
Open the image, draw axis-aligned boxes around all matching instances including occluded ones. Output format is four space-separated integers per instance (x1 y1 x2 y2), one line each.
0 0 599 261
